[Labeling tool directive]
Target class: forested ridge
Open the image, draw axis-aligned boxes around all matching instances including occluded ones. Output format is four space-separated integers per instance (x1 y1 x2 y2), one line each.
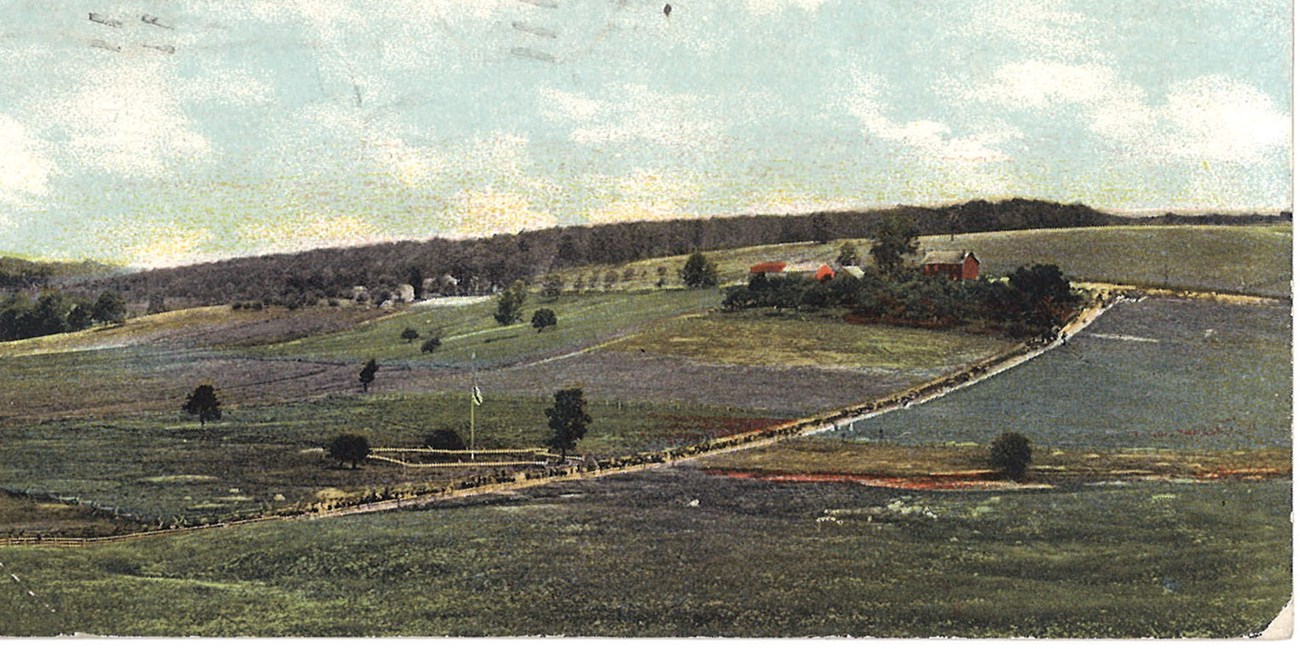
58 199 1288 306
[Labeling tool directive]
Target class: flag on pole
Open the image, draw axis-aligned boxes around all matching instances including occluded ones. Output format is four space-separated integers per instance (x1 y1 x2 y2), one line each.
472 385 483 406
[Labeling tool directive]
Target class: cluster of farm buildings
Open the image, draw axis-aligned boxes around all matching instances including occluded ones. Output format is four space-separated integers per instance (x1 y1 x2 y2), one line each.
748 250 981 282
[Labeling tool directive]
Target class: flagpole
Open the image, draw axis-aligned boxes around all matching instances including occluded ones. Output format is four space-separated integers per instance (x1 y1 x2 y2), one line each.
470 352 477 462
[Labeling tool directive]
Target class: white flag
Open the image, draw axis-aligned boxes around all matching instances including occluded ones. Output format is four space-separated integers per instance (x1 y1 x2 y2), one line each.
472 385 483 406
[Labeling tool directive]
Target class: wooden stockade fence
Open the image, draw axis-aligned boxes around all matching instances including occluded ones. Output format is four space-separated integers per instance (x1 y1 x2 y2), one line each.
4 293 1126 548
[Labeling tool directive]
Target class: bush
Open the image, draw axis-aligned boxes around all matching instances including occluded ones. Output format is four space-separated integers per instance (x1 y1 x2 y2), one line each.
421 336 441 353
990 432 1032 480
401 327 420 343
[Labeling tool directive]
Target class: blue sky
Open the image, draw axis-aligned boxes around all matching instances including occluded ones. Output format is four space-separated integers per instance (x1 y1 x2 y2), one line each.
0 0 1291 266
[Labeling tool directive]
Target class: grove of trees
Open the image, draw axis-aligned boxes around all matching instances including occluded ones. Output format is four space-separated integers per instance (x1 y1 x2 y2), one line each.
0 289 127 342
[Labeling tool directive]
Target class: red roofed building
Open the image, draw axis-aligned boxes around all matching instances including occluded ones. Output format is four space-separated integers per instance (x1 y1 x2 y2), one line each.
749 261 788 275
921 250 980 280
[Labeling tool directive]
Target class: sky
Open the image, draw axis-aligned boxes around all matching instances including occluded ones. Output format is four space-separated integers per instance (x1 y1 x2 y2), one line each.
0 0 1291 267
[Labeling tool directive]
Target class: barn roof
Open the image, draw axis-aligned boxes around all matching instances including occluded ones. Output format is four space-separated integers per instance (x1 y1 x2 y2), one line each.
749 261 788 274
921 250 978 265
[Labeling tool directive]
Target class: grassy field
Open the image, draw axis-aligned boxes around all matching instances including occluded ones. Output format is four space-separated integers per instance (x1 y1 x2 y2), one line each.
256 289 723 366
605 311 1012 370
0 391 782 522
541 224 1291 297
0 491 150 538
830 299 1291 449
0 467 1288 637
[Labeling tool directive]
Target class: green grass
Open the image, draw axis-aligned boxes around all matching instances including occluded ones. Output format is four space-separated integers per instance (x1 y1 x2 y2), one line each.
0 469 1288 637
606 311 1012 370
0 391 781 521
542 224 1291 298
838 299 1291 450
940 224 1292 297
256 289 723 366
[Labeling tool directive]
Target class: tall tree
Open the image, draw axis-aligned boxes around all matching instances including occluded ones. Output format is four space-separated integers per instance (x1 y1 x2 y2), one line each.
494 280 527 325
680 251 718 288
407 266 425 300
182 384 222 427
359 358 378 392
91 290 127 324
869 215 920 276
545 387 591 461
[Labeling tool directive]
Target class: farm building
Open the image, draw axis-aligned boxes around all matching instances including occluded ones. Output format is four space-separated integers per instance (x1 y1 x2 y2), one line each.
749 261 836 282
749 261 788 276
837 265 866 279
787 262 836 282
395 283 416 303
920 250 980 280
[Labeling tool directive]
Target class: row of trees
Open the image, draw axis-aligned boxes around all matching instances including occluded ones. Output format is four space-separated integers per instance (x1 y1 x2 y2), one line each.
0 290 127 341
71 199 1142 307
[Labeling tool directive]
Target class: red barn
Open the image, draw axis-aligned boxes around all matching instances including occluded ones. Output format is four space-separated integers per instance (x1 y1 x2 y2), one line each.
921 250 980 280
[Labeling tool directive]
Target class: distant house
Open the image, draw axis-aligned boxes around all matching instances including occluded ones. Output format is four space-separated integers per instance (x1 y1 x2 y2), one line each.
921 250 980 280
395 283 416 303
351 285 369 303
837 265 866 279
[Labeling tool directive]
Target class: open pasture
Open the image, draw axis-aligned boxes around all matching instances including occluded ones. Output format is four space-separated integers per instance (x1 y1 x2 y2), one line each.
604 312 1012 371
0 391 778 521
0 467 1288 637
256 289 721 367
829 299 1291 449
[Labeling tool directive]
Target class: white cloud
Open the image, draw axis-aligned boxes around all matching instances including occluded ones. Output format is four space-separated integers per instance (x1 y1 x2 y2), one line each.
1158 75 1289 164
542 84 723 149
980 62 1288 164
52 60 211 177
845 76 1018 170
0 114 55 208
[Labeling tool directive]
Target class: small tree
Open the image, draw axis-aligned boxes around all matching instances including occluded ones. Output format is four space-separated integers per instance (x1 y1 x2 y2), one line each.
423 427 467 451
327 433 371 469
359 358 378 392
836 242 861 267
494 280 527 325
401 327 420 343
91 290 127 324
421 336 442 353
680 252 718 288
990 432 1032 481
531 308 557 333
545 387 591 461
182 384 222 428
